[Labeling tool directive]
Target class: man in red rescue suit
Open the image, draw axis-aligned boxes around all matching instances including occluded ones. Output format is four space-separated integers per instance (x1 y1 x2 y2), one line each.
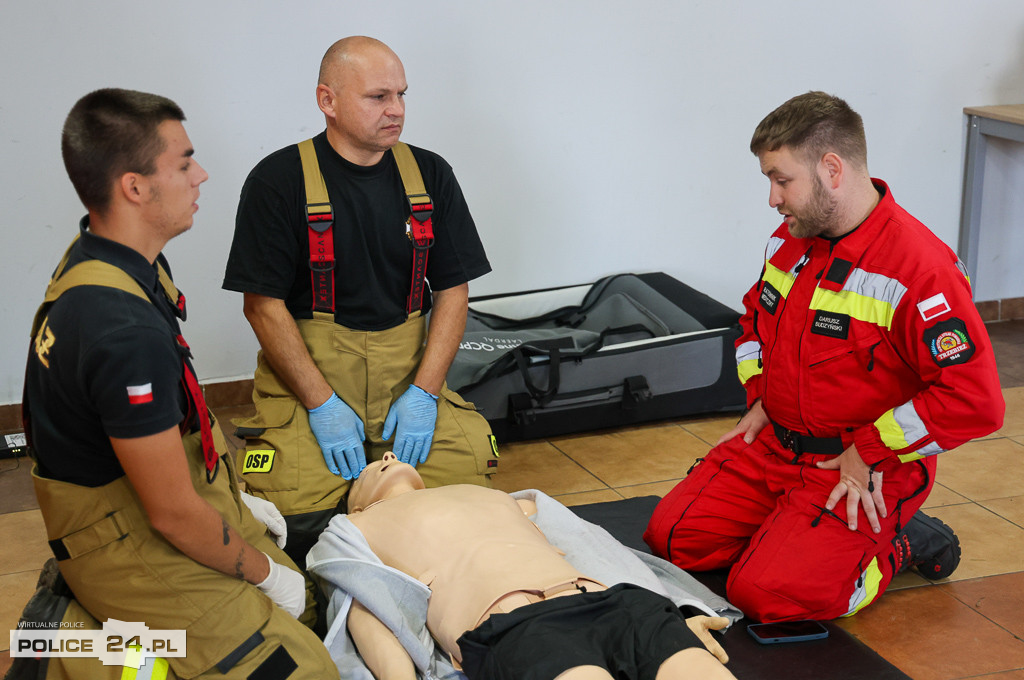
21 89 338 679
223 36 496 567
645 91 1005 623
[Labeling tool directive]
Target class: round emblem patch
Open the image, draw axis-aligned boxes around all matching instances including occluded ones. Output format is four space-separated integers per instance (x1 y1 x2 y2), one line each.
923 318 975 367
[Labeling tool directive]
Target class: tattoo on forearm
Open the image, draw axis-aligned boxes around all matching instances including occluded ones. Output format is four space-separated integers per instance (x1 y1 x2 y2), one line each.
222 519 231 545
235 547 245 580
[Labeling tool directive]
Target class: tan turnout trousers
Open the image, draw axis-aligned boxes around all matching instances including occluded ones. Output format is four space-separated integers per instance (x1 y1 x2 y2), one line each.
31 426 337 679
236 313 498 526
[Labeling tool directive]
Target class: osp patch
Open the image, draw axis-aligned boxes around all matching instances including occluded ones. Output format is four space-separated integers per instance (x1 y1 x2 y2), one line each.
242 449 275 473
924 318 975 367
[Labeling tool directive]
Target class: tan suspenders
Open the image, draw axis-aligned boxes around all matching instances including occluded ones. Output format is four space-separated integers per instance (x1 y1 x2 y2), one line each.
297 139 435 316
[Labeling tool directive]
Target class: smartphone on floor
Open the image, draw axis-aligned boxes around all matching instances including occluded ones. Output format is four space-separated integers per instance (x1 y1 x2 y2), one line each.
747 619 829 644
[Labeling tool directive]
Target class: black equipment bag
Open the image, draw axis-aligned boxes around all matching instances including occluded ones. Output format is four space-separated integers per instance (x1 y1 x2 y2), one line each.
447 272 746 442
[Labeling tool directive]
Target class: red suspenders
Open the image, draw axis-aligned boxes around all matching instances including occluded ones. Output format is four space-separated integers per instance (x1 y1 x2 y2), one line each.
297 139 434 317
393 142 435 315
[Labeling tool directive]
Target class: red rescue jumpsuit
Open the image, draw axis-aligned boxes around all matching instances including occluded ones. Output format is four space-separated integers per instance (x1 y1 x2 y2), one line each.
645 181 1004 622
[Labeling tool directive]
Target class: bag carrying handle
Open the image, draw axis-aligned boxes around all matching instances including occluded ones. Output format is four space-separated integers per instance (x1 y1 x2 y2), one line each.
507 323 658 406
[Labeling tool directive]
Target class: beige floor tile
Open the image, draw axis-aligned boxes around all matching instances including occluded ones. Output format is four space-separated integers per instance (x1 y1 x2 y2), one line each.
935 438 1024 502
926 503 1024 581
0 510 49 575
993 386 1024 438
959 671 1024 680
0 460 38 514
921 482 969 508
0 650 11 675
886 569 931 590
0 570 40 652
550 426 708 487
677 414 740 447
615 479 683 499
980 495 1024 529
835 586 1024 680
490 440 606 496
941 571 1024 639
552 489 624 507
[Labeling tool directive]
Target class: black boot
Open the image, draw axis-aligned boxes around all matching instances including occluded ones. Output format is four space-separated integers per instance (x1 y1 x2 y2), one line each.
893 511 961 580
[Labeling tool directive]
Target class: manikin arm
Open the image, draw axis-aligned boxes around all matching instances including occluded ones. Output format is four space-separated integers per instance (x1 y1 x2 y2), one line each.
516 497 538 517
347 599 416 680
685 616 730 664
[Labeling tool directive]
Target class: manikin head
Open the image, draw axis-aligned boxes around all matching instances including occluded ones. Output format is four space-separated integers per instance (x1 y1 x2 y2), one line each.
347 451 426 513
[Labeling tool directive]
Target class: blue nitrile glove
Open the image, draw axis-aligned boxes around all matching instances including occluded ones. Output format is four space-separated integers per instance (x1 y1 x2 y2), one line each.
382 385 439 466
308 393 366 480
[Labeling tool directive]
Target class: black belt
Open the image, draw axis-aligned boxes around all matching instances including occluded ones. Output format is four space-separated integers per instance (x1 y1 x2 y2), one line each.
772 423 845 456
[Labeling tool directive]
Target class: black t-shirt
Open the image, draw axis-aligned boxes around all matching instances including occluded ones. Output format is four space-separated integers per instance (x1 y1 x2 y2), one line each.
24 220 188 487
223 132 491 331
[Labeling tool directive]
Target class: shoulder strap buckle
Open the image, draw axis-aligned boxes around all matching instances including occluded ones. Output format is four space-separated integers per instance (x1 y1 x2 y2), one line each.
305 201 334 233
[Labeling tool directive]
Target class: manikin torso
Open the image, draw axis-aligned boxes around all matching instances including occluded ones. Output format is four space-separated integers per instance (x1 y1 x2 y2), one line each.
349 484 588 658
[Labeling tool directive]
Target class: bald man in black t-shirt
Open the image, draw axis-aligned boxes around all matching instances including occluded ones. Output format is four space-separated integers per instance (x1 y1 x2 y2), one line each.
223 37 497 566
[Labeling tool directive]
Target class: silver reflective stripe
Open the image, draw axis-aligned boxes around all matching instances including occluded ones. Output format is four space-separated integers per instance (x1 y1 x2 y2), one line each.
843 268 908 310
764 237 808 275
915 441 946 457
792 253 809 274
891 403 946 456
893 401 929 444
845 574 868 615
736 341 762 364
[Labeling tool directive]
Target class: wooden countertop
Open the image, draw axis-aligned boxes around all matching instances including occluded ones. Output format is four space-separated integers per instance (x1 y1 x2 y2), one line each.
963 104 1024 126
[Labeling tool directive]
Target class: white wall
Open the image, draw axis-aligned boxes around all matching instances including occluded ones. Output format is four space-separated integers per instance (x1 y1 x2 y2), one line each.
3 0 1023 404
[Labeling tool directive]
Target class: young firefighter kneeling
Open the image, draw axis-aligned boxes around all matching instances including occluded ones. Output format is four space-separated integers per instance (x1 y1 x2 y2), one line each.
308 452 736 680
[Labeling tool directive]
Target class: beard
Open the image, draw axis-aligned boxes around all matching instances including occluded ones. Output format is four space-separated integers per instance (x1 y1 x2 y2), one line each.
786 175 838 239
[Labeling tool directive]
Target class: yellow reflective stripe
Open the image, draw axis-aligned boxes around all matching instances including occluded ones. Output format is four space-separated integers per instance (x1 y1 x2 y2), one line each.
842 557 884 617
120 646 143 680
738 359 762 385
148 657 170 680
874 408 909 450
763 262 796 299
810 267 907 329
897 450 926 463
810 287 897 330
120 654 168 680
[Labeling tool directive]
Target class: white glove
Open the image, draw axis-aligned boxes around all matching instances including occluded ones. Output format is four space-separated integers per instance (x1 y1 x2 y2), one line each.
240 492 287 549
255 553 305 619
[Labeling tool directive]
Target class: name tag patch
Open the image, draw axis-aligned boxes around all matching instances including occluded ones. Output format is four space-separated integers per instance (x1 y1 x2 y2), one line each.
242 449 275 473
924 318 975 367
811 310 850 339
760 282 781 314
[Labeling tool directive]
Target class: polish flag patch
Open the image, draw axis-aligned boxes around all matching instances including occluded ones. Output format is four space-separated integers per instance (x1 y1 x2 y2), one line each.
917 293 951 322
126 383 154 405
